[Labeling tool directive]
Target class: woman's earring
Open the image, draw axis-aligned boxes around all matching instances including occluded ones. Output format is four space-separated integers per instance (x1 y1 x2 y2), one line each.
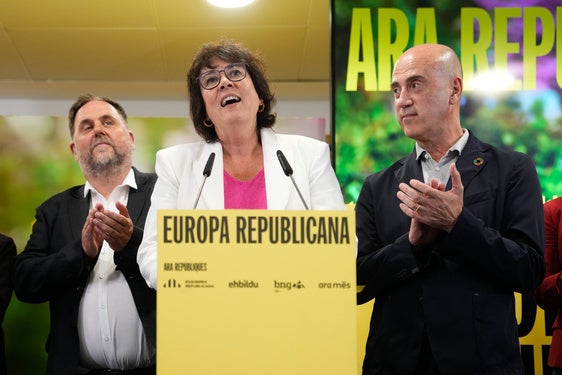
203 119 214 127
258 102 265 113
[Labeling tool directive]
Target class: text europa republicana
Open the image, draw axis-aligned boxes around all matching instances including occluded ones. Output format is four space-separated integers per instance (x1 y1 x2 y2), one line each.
162 214 351 245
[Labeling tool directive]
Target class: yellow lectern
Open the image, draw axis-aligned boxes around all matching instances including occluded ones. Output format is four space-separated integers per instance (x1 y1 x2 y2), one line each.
157 209 357 375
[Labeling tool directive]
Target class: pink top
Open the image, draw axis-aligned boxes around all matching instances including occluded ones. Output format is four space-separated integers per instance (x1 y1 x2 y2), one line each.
223 168 267 209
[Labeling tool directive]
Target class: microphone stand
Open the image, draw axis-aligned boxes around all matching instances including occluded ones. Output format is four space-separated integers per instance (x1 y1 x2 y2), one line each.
193 152 216 209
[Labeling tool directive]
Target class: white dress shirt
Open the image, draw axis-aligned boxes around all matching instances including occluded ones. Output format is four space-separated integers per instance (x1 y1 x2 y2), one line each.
77 169 155 370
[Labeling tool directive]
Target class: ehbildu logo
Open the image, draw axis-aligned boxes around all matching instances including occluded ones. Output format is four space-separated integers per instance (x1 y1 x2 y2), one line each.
228 280 259 288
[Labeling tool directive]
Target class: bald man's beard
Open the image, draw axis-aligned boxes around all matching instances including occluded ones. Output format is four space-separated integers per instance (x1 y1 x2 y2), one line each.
77 142 133 178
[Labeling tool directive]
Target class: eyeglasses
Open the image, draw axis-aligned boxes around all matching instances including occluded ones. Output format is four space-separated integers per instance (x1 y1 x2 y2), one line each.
197 63 248 90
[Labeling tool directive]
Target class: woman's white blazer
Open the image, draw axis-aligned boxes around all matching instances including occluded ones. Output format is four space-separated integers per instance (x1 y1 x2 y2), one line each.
137 128 346 288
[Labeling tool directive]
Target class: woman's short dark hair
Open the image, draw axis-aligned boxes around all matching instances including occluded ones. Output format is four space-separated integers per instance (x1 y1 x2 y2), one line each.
187 39 276 142
68 93 128 138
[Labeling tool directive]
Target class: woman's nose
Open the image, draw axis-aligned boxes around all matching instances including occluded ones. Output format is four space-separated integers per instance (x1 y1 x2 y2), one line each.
219 71 234 89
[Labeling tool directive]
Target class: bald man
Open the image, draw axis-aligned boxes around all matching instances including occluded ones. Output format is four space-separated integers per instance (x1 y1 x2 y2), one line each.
355 44 545 374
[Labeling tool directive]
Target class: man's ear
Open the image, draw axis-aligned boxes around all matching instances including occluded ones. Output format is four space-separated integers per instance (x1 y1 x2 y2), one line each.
70 142 77 158
450 77 463 103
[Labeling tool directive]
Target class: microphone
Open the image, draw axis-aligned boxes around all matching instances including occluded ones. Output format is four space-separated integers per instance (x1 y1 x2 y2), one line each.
276 150 309 210
193 152 216 209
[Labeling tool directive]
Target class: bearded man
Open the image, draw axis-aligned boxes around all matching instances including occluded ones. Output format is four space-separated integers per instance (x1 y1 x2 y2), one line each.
13 94 157 375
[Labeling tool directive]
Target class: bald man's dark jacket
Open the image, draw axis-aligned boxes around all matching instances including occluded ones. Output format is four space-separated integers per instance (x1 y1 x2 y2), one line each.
13 167 156 375
356 132 545 375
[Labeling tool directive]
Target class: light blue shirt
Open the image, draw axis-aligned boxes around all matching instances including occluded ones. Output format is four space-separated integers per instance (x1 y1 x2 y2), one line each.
415 129 469 185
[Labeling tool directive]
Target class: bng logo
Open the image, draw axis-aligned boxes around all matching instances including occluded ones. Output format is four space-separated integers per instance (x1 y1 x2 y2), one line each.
274 280 305 292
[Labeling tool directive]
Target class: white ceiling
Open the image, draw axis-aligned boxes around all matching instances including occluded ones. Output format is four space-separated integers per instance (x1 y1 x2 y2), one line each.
0 0 331 102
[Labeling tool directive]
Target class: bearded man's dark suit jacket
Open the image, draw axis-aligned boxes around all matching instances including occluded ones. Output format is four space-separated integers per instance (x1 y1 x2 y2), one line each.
12 168 156 375
356 132 545 375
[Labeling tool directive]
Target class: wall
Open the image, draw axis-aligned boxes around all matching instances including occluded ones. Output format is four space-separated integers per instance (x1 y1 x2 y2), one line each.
0 98 331 132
